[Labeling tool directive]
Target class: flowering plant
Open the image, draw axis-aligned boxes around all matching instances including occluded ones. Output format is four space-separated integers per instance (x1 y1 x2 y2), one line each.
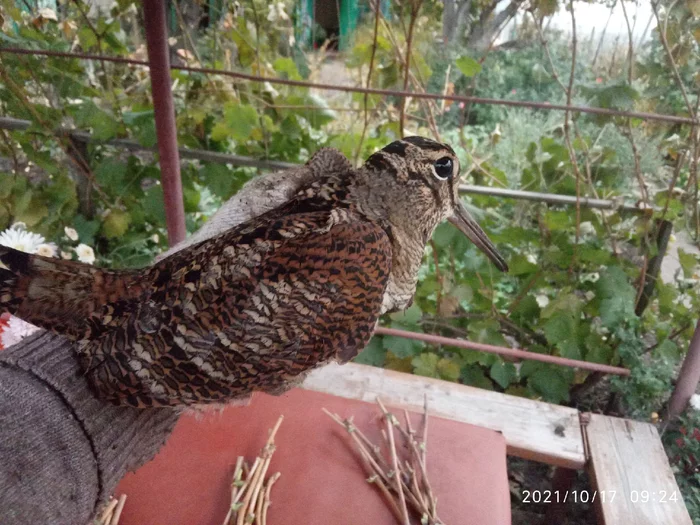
0 222 96 349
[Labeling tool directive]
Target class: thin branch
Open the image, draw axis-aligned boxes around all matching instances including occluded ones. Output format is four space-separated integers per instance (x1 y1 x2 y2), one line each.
71 0 124 121
661 152 687 219
374 1 438 138
533 6 622 260
355 0 381 164
1 47 697 124
247 0 270 158
325 399 444 525
650 1 696 117
172 1 202 64
532 3 584 262
0 129 20 174
0 63 109 202
109 495 127 525
459 7 519 147
378 399 410 525
619 0 635 84
591 0 616 68
565 0 581 256
619 0 650 220
223 417 283 525
644 322 692 355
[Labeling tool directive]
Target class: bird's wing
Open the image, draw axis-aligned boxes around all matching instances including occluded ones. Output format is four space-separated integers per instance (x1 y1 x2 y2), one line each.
81 210 392 407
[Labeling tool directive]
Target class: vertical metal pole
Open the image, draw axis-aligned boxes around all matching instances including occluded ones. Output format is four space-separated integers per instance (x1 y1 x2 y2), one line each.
667 320 700 420
143 0 186 246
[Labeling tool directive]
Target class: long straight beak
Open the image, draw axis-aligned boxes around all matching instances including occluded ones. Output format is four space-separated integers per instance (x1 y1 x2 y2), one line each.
448 201 509 272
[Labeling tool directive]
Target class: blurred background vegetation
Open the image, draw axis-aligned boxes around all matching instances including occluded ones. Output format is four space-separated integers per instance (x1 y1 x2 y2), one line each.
1 0 699 519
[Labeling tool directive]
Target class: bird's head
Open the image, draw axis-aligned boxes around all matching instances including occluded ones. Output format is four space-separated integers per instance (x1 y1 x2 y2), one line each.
357 136 508 272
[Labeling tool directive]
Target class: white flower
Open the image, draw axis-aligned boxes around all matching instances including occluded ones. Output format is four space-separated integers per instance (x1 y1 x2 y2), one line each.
74 244 95 264
579 221 595 236
267 2 288 22
490 124 502 144
526 253 538 265
35 243 58 258
61 250 73 260
0 224 46 254
37 8 58 21
267 4 278 22
581 272 600 283
263 81 280 98
535 295 550 308
690 394 700 411
150 234 160 244
64 226 79 241
0 313 39 350
277 3 290 21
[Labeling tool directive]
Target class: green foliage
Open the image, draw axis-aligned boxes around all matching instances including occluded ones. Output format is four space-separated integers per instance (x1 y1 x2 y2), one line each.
2 0 699 449
4 3 700 513
0 0 337 266
663 411 700 519
455 56 482 78
596 267 637 329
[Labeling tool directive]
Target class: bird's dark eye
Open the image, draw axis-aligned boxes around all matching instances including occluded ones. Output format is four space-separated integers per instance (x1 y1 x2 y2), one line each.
433 157 453 180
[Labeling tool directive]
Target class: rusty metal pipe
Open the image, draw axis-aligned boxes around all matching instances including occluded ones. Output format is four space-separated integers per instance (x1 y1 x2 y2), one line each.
143 0 186 246
374 326 630 376
0 47 696 126
666 320 700 419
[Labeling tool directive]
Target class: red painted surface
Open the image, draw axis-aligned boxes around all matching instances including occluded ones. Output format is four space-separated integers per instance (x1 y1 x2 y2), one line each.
116 388 511 524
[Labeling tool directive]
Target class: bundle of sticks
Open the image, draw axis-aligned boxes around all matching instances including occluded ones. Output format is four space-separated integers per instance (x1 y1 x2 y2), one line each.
325 398 444 525
97 494 127 525
222 415 284 525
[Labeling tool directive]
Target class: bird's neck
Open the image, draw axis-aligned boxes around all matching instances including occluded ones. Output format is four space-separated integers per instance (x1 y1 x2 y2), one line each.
345 171 431 313
292 171 432 313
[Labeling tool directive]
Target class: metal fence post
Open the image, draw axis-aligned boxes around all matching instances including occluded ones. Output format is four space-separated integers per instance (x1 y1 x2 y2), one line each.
666 320 700 420
143 0 186 246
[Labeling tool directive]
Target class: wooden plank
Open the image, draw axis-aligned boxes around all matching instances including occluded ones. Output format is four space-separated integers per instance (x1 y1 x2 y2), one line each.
585 413 692 525
302 362 585 468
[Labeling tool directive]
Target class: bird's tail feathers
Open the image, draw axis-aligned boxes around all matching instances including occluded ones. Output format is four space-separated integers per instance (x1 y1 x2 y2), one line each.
0 246 31 316
0 245 143 339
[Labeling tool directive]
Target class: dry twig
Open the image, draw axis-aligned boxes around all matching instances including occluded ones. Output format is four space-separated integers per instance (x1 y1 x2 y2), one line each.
354 0 382 164
96 494 127 525
325 398 444 525
222 416 284 525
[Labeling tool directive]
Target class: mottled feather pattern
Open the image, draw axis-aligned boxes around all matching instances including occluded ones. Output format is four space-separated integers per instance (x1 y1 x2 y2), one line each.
1 246 143 338
0 136 507 408
78 209 391 407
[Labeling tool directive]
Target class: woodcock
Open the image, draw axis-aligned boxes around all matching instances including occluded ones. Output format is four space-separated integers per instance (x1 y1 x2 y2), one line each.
0 136 508 408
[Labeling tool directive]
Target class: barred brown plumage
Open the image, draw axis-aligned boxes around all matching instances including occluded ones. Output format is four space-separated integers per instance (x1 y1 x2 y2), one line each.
0 136 507 407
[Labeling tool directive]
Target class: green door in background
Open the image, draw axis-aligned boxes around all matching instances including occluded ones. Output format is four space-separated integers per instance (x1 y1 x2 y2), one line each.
295 0 389 51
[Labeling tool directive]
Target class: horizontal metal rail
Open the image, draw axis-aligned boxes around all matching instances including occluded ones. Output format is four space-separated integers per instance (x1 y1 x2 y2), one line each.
459 184 643 211
0 117 297 171
375 327 630 376
0 46 696 125
0 116 647 212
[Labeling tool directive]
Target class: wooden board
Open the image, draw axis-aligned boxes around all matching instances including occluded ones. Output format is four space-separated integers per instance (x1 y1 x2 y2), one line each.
585 413 692 525
302 362 585 468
